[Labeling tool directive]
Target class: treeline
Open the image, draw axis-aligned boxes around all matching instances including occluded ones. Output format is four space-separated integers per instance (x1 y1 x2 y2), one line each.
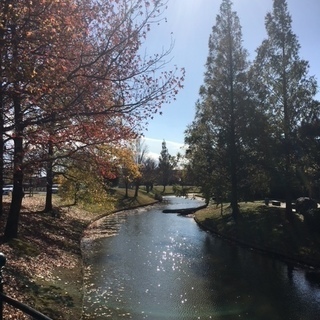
116 139 186 197
185 0 320 221
0 0 184 240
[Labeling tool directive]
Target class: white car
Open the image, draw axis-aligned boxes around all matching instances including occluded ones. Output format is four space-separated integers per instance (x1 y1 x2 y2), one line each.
3 185 13 195
52 184 60 194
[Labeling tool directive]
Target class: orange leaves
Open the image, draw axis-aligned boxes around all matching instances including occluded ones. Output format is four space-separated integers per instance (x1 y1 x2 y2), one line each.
2 0 184 195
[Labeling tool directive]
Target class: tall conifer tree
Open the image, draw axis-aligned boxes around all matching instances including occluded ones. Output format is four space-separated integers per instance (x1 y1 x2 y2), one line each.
252 0 317 219
186 0 249 220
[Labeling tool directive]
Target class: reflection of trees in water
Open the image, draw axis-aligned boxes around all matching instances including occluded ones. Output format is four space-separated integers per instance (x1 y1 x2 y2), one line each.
199 233 308 319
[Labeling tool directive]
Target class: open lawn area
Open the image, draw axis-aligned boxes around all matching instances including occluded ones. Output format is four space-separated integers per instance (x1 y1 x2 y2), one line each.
139 185 201 196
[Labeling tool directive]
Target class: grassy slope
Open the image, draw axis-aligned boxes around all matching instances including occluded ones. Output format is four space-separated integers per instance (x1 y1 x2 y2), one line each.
195 201 320 268
0 189 157 319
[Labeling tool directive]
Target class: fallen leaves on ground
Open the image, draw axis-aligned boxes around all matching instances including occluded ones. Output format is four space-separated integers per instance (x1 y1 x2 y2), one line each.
0 194 94 319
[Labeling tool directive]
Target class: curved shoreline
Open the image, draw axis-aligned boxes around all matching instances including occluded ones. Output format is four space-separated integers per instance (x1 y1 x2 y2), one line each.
83 197 320 271
194 215 320 270
80 197 320 319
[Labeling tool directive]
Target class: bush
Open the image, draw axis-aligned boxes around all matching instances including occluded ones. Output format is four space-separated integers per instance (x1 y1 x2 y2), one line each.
154 193 163 201
295 197 317 214
303 208 320 232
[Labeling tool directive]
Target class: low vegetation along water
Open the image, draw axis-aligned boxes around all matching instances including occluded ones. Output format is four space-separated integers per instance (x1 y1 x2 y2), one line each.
81 197 320 319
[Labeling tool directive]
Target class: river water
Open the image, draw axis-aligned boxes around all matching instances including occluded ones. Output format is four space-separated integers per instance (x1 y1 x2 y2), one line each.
82 196 320 319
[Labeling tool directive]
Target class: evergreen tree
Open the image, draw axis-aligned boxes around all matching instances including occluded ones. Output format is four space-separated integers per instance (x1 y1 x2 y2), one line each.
158 140 173 193
185 0 250 220
185 101 227 205
252 0 317 219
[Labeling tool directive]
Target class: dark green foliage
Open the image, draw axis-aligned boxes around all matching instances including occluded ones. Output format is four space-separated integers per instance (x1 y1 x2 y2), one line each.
297 112 320 198
187 0 319 218
185 0 266 216
252 0 318 217
295 197 317 215
303 208 320 233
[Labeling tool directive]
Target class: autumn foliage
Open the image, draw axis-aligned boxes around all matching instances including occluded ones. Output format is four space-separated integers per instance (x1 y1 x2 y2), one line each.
0 0 184 239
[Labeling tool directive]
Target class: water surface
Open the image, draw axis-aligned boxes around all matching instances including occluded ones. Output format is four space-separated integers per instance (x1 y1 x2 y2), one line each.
82 197 320 319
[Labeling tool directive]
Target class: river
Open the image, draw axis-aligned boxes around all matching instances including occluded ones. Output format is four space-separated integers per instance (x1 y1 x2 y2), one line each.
81 196 320 319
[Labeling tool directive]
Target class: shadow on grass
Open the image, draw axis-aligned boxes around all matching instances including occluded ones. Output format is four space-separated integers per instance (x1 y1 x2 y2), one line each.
197 203 320 268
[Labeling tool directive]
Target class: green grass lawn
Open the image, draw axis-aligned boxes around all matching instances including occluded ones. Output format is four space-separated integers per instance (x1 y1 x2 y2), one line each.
140 185 201 196
139 185 175 195
195 201 320 267
73 187 157 215
113 188 157 209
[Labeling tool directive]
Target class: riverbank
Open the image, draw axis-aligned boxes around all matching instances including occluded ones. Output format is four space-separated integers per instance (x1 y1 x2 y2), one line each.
194 201 320 269
3 195 320 318
0 191 157 319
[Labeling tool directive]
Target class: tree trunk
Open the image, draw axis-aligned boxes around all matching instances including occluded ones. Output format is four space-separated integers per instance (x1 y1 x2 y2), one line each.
0 0 9 217
230 124 239 220
229 114 239 220
1 25 24 240
285 156 293 221
228 23 239 222
44 140 54 212
4 135 24 240
285 195 293 220
282 46 293 221
125 181 129 198
4 24 24 240
230 121 239 220
134 181 139 198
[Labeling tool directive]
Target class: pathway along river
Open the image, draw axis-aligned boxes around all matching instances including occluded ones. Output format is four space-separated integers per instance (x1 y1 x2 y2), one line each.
81 196 320 319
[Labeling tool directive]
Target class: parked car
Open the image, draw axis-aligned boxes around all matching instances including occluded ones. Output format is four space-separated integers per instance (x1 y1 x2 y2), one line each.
3 184 13 195
52 184 60 194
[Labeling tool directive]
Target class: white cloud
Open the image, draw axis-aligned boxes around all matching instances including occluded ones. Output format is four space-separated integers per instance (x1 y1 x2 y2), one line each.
146 151 160 162
142 137 187 161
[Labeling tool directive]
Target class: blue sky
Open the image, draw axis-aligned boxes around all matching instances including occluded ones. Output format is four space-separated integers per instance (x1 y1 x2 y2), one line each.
142 0 320 160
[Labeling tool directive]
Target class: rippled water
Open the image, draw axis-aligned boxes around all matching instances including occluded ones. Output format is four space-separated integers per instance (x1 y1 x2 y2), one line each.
82 197 320 319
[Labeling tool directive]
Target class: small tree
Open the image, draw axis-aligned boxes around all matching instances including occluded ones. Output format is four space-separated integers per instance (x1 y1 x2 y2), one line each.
158 140 174 193
133 138 149 197
141 157 157 193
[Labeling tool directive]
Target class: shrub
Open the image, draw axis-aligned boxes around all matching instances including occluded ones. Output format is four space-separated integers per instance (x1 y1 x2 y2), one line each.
303 208 320 233
295 197 317 214
154 193 163 201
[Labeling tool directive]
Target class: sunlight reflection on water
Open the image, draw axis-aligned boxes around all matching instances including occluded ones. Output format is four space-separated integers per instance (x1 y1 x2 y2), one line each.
82 197 320 320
